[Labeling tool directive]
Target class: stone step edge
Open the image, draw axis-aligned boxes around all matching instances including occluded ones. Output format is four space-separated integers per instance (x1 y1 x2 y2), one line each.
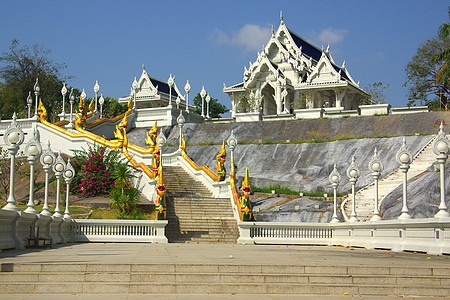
2 272 448 280
0 282 448 296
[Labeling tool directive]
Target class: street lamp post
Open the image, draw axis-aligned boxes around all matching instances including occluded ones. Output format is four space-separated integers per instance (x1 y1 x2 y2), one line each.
93 80 100 115
40 142 56 217
177 110 185 150
176 96 181 110
24 128 42 214
27 92 33 119
432 122 450 218
206 93 211 119
61 83 67 117
167 74 174 108
99 94 105 118
346 157 360 222
200 86 206 118
368 148 384 221
63 158 75 220
329 164 341 223
69 88 75 128
396 137 412 220
33 79 40 119
2 113 25 211
52 152 66 218
184 80 191 113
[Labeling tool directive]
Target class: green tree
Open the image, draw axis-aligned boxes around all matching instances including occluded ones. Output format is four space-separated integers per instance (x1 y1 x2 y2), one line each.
404 29 450 107
0 39 72 121
102 96 128 118
362 82 390 105
192 93 229 118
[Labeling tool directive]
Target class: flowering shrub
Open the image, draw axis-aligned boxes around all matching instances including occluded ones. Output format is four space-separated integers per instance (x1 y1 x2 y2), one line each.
70 144 124 198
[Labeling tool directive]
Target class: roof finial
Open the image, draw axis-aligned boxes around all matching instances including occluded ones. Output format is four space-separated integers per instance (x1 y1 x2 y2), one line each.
271 25 274 36
280 10 283 21
326 44 330 52
142 64 145 70
342 60 346 68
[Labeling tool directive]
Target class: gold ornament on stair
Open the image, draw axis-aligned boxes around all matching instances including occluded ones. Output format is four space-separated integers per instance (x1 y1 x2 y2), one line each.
215 140 227 181
155 164 166 220
239 168 253 221
145 121 158 154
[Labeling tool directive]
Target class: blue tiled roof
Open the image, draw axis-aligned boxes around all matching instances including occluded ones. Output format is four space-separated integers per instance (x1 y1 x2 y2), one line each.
288 29 322 61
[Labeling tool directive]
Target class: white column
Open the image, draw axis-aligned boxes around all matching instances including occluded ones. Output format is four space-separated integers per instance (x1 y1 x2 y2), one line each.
334 89 345 108
275 82 282 114
398 165 411 220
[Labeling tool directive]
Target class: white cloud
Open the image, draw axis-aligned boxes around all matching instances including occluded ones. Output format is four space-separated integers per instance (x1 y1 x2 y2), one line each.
210 24 271 51
310 28 348 46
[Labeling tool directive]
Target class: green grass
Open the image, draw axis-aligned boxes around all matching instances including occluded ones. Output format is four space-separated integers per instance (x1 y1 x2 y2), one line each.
252 184 342 197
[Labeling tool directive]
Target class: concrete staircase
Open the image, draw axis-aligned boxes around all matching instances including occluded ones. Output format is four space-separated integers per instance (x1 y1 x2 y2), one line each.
343 136 437 221
163 166 239 243
0 263 448 297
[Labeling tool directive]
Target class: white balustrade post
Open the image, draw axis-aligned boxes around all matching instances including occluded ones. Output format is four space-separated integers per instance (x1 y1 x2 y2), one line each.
99 94 104 119
33 79 40 120
2 113 25 211
396 138 412 220
368 148 384 221
27 91 33 119
40 142 56 216
184 80 191 113
52 152 66 218
177 110 185 150
167 74 174 108
157 131 167 158
132 77 138 110
61 83 67 117
347 157 360 222
206 93 211 119
329 164 341 223
24 128 42 214
433 122 450 218
200 86 206 118
93 80 100 115
69 88 75 128
63 158 75 220
227 130 237 162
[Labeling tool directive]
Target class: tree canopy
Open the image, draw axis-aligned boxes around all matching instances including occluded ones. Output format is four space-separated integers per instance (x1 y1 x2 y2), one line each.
192 93 229 118
404 26 450 108
0 39 72 121
363 82 390 105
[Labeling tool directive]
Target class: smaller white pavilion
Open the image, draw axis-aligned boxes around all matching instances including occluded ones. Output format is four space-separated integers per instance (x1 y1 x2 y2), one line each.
223 13 390 121
119 65 203 127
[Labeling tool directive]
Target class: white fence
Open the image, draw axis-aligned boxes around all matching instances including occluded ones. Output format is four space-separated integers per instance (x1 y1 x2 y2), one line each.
71 219 168 243
237 218 450 255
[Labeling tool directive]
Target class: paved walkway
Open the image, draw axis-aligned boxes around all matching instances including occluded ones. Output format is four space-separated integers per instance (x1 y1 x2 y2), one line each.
1 243 448 299
1 242 449 267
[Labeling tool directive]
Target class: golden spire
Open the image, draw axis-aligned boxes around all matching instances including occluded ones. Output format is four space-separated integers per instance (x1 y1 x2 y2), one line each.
156 163 165 187
218 140 226 157
37 99 47 122
242 168 250 188
181 134 186 153
127 95 133 111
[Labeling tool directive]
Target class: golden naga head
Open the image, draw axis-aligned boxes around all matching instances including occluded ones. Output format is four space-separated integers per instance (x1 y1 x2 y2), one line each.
37 99 47 122
240 168 251 197
156 164 166 197
78 97 84 114
87 98 95 117
118 113 128 131
216 140 227 163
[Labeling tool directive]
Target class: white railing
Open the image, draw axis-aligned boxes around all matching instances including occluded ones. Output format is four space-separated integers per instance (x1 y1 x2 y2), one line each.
71 219 168 243
238 218 450 255
0 118 36 131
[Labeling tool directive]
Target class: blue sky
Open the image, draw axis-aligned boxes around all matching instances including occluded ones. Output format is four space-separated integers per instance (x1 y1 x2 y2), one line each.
0 1 448 114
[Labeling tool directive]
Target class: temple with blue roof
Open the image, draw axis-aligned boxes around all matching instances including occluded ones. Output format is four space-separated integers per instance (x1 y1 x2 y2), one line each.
223 14 370 120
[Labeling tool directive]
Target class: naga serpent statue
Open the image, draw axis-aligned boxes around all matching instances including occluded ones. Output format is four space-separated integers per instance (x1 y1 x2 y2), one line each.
240 168 253 221
215 140 227 181
152 144 161 175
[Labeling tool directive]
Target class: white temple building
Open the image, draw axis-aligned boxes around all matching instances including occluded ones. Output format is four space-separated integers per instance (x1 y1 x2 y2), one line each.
223 14 384 121
118 66 202 127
